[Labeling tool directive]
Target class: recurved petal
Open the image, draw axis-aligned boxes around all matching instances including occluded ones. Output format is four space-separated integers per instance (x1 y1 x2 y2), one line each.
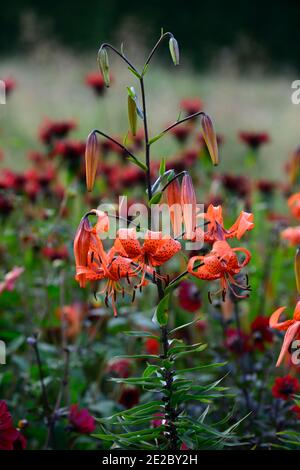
269 306 294 331
276 321 300 367
228 211 254 240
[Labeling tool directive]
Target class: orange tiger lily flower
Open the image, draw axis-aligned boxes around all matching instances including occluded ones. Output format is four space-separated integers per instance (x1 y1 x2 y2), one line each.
194 204 254 243
288 193 300 220
114 228 181 286
187 240 251 300
269 302 300 367
74 210 137 316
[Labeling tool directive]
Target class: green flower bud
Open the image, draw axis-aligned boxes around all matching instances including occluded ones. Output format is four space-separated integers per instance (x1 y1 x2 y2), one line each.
97 48 110 87
169 37 180 66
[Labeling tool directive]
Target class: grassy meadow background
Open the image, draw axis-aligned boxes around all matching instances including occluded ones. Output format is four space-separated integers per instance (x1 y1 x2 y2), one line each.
0 42 299 179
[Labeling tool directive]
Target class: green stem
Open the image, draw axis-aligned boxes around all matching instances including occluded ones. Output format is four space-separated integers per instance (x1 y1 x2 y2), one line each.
139 72 179 450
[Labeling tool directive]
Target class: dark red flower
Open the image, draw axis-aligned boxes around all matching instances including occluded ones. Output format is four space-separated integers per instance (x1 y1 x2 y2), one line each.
69 404 95 434
180 98 203 116
145 338 160 355
225 328 251 355
221 174 251 198
169 124 191 143
3 78 16 97
118 386 140 409
251 316 273 351
291 404 300 419
107 359 132 378
39 119 76 146
0 195 13 216
272 375 300 400
42 245 69 261
151 413 164 428
239 131 270 150
0 400 26 450
257 180 277 195
85 72 106 96
178 280 202 313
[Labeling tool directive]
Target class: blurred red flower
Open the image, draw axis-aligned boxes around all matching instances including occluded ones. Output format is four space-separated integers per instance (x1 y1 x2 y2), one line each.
3 78 16 97
239 131 270 150
291 404 300 419
42 245 69 261
281 226 300 246
39 119 76 146
180 98 203 116
145 338 160 355
85 72 107 96
118 386 140 409
272 375 299 400
178 280 202 312
0 400 26 450
107 359 132 378
225 328 251 355
251 316 273 351
69 404 95 434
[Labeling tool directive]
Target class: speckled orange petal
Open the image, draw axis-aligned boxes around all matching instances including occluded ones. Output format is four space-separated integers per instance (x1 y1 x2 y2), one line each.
188 255 221 280
269 306 294 331
294 301 300 321
149 237 181 267
114 228 142 260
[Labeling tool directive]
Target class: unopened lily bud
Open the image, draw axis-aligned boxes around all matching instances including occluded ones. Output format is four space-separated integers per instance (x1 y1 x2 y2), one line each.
181 174 197 240
97 48 110 87
85 131 100 192
166 178 182 237
295 248 300 293
127 89 137 136
169 37 180 66
201 113 219 166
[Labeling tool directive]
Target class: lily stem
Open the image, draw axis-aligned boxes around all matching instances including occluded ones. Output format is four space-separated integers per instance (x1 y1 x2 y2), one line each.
139 71 179 450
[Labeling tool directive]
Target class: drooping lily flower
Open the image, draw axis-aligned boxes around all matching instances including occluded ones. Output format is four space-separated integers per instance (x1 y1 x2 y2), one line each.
194 204 254 243
74 210 137 315
187 240 251 300
269 302 300 367
114 228 181 286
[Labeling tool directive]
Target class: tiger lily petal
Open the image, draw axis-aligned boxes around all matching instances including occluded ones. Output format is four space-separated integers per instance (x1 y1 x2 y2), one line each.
269 302 300 366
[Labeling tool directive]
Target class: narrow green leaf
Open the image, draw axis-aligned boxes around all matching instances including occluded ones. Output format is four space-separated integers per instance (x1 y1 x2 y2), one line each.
152 294 170 326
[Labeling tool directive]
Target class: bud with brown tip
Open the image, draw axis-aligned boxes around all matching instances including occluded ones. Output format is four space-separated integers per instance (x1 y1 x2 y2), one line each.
85 131 100 192
169 37 180 66
97 48 110 87
201 113 219 166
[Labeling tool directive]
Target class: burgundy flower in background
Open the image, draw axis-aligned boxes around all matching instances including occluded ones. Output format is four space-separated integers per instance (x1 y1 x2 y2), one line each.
251 316 273 351
221 174 251 199
225 328 251 355
145 338 160 355
118 386 140 409
257 180 277 195
151 413 164 428
106 359 132 378
2 78 16 97
0 194 13 216
69 404 96 434
85 72 107 96
180 98 203 116
169 123 191 143
0 400 26 450
272 375 300 401
239 131 270 150
291 405 300 419
39 119 76 146
42 245 69 262
178 280 202 312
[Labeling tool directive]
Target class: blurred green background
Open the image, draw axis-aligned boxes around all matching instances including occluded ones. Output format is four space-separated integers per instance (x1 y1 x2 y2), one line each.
1 0 300 179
